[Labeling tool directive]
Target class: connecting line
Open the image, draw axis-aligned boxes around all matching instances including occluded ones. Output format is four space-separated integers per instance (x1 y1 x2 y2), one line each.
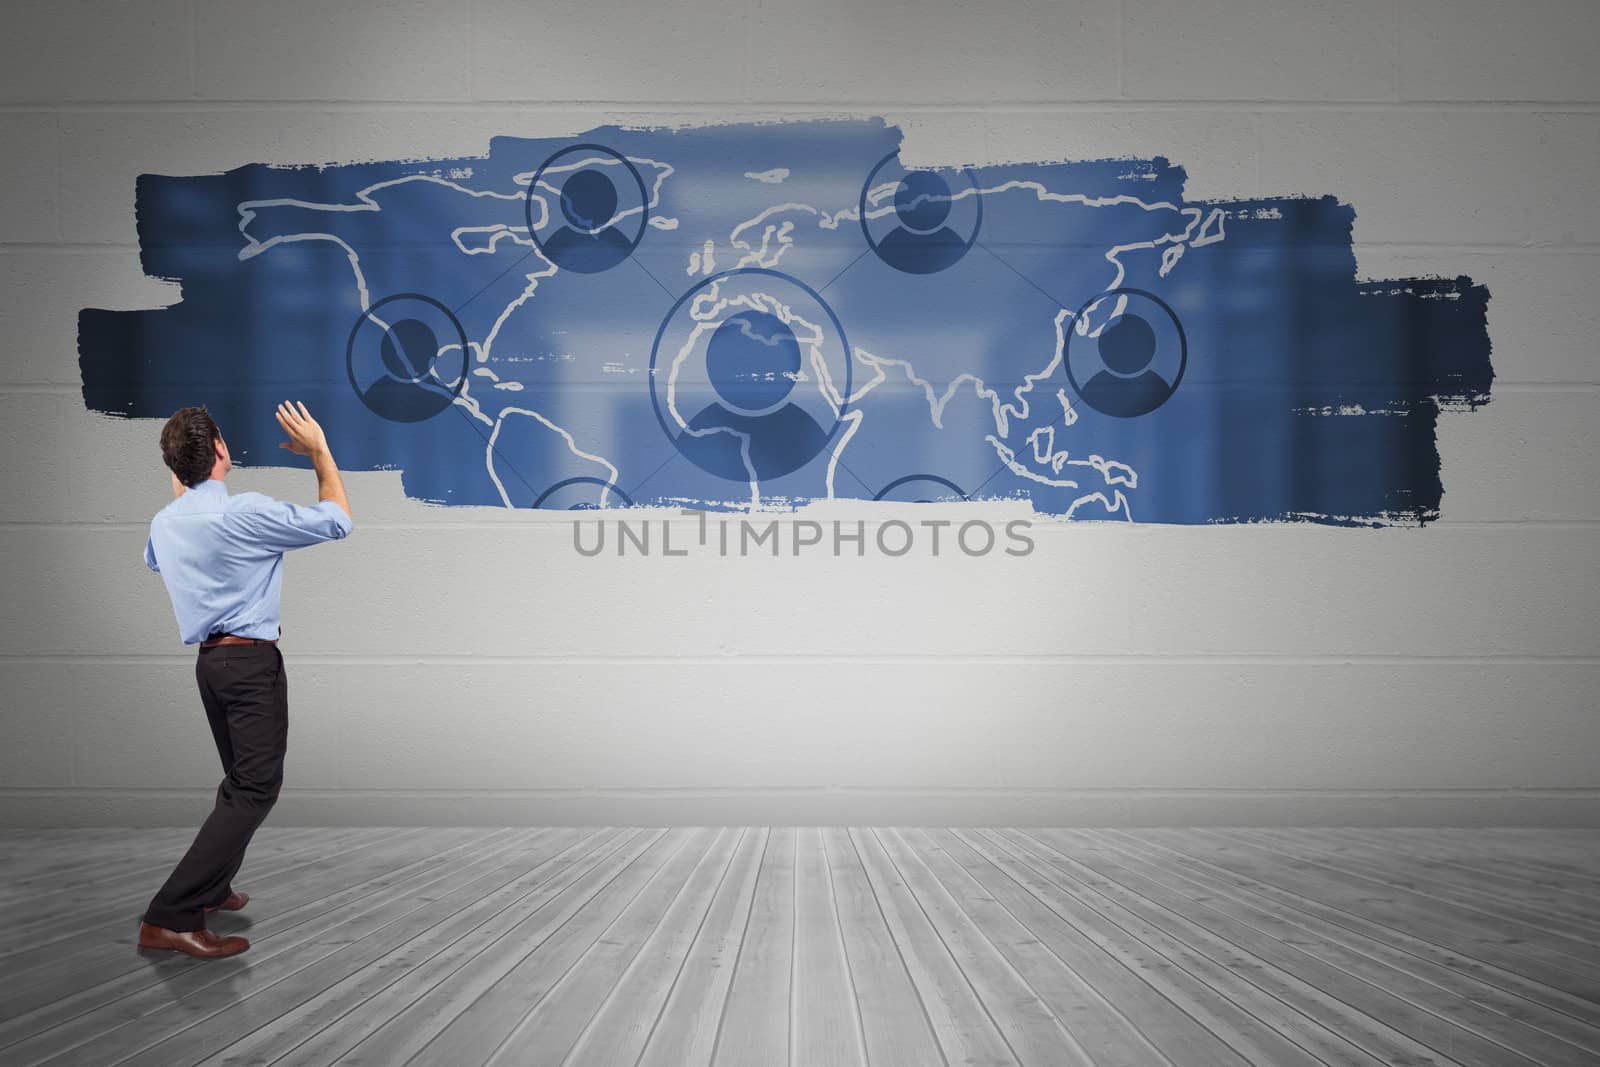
435 246 554 507
623 448 683 504
818 248 871 295
830 455 876 498
606 247 872 507
975 241 1074 313
440 253 678 511
447 402 547 505
965 460 1013 500
451 248 538 315
440 245 874 511
629 254 680 301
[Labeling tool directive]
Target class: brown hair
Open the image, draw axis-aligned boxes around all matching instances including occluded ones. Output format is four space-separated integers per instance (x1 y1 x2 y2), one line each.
160 407 221 487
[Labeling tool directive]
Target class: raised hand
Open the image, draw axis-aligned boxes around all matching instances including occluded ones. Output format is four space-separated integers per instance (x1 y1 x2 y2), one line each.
275 401 331 458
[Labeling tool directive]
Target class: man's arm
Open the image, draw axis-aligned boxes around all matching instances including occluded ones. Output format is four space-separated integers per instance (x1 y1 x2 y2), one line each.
310 447 352 519
232 401 352 552
147 472 182 571
276 401 352 520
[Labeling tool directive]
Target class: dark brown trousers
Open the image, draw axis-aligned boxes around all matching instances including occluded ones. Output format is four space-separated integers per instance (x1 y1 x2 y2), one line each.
143 642 287 932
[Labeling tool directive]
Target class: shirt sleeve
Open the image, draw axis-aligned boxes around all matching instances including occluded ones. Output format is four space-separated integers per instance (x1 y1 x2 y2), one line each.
143 537 160 573
231 497 353 554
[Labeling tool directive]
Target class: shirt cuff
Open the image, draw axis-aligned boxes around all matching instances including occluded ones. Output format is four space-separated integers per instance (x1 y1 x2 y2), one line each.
315 499 354 538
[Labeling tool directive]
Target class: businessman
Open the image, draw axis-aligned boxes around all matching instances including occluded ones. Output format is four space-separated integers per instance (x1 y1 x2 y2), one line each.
137 402 353 959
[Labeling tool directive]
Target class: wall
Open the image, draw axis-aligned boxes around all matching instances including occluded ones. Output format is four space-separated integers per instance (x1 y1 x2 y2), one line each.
1 0 1596 826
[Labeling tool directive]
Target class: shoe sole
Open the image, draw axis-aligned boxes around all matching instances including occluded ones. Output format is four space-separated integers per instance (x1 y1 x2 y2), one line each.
136 943 250 960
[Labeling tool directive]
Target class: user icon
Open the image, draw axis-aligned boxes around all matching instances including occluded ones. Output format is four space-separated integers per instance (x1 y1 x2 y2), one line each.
1064 289 1188 419
876 171 968 274
860 155 982 275
361 319 457 420
530 477 635 510
346 295 468 423
379 319 437 381
541 168 633 273
676 310 831 482
1080 315 1170 416
873 474 968 503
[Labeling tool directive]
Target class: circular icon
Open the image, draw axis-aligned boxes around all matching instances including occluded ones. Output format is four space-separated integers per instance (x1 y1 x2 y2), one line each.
859 152 983 275
531 477 635 510
1063 288 1187 419
346 294 469 423
873 475 969 503
525 144 650 274
649 268 852 483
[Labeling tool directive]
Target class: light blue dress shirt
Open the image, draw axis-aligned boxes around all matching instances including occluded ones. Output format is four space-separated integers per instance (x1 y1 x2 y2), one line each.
144 479 353 644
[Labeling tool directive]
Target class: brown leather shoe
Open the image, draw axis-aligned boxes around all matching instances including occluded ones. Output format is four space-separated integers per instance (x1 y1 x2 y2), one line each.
137 922 249 959
204 890 249 913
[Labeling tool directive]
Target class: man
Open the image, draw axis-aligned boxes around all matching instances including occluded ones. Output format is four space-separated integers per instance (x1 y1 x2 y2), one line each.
137 402 353 959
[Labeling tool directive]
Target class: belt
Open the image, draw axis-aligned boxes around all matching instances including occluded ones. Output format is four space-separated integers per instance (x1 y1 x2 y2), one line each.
201 633 278 648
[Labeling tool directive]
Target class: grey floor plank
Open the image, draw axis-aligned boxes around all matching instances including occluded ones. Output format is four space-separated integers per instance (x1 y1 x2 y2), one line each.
1333 828 1600 892
1095 831 1582 1066
1036 830 1466 1067
1113 831 1561 1067
1145 830 1600 1004
119 829 581 1067
324 828 673 1066
710 825 795 1067
186 828 601 1067
849 827 1019 1066
1289 829 1600 926
1054 830 1600 1067
1373 831 1600 877
521 828 738 1066
958 828 1271 1067
1207 830 1600 990
635 828 767 1067
1126 829 1600 1029
1239 829 1600 950
0 829 125 858
476 828 720 1066
260 829 636 1067
1089 830 1600 1063
567 828 748 1067
939 828 1252 1067
791 826 867 1067
1023 831 1388 1067
0 828 195 906
18 828 524 1066
820 826 946 1067
874 829 1094 1067
1446 830 1600 872
0 827 409 972
996 829 1351 1067
908 828 1170 1067
0 827 377 919
0 827 445 1033
0 827 390 961
2 828 1598 1067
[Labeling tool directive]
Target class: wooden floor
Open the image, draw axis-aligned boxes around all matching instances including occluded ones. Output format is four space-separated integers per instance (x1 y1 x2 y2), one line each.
1 829 1598 1066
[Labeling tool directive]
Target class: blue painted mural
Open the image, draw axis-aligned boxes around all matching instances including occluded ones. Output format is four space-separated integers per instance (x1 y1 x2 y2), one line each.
79 119 1492 523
